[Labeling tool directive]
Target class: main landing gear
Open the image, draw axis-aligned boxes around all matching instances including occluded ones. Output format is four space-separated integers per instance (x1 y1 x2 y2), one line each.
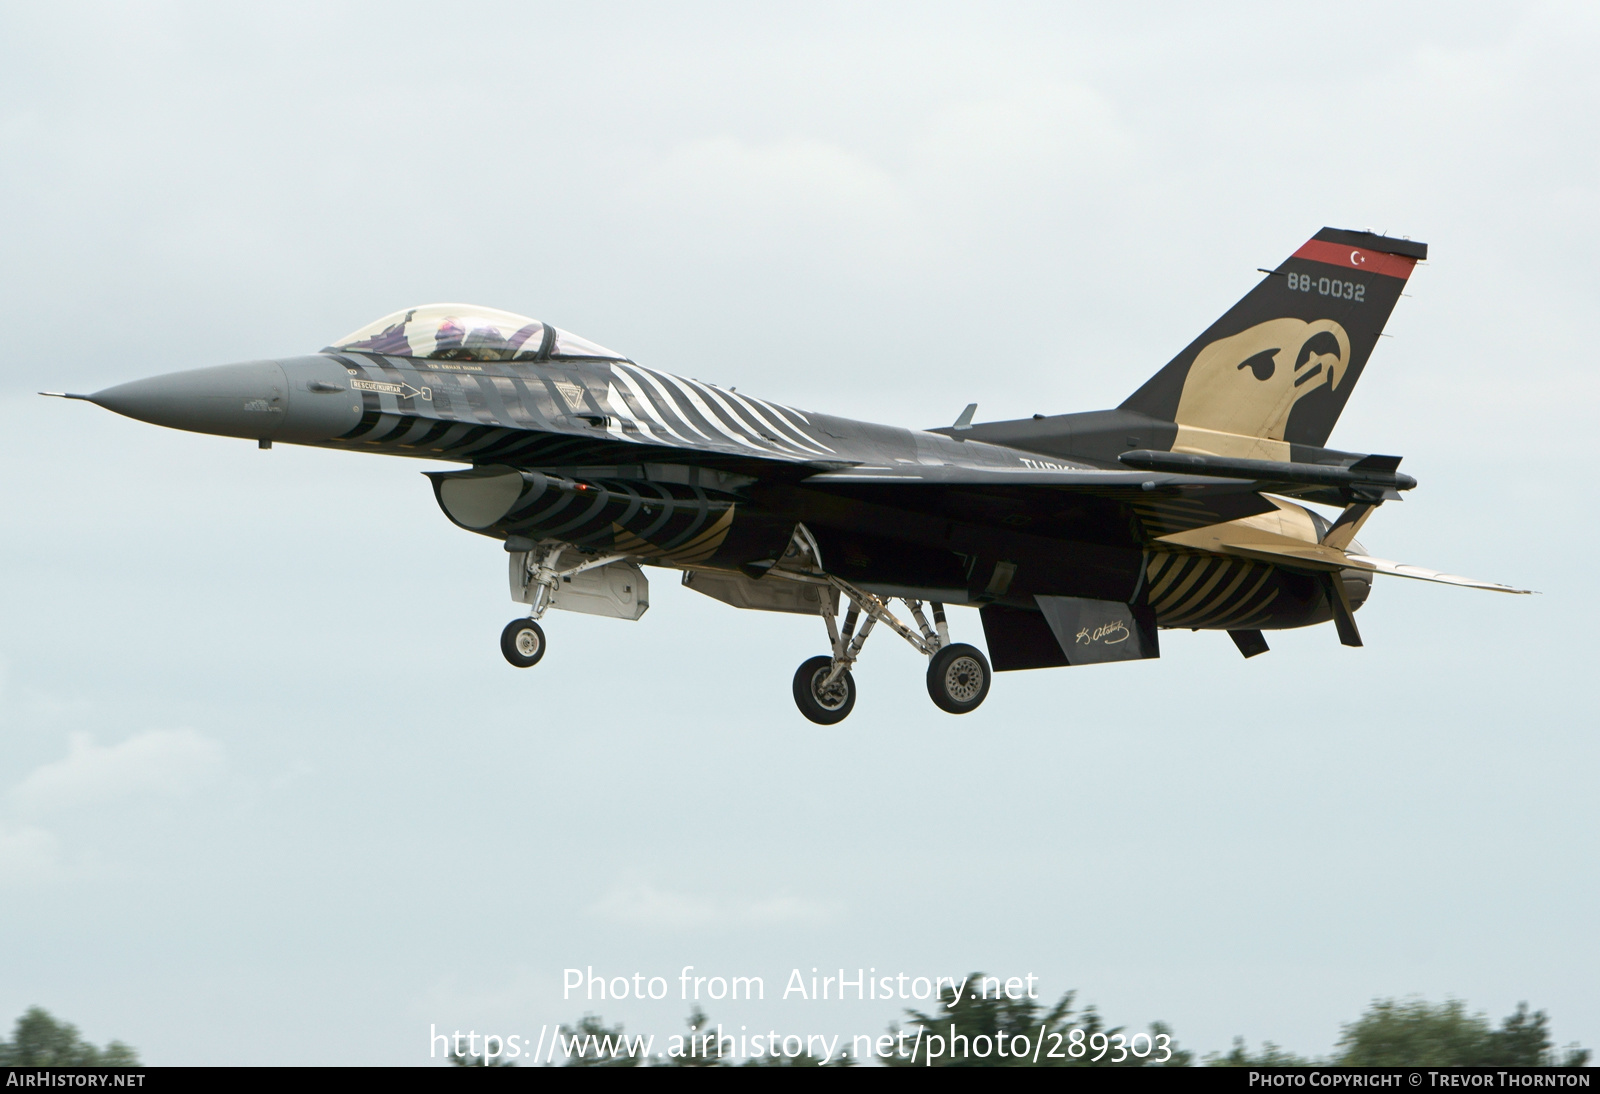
792 655 856 725
766 536 991 725
495 529 992 725
792 635 991 725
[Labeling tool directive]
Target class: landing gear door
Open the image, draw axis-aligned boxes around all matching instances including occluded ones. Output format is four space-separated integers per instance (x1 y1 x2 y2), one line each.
509 554 650 621
555 562 648 620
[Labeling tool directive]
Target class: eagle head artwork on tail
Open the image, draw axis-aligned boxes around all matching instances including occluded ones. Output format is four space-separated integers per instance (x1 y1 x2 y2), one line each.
1175 317 1350 445
1119 228 1424 459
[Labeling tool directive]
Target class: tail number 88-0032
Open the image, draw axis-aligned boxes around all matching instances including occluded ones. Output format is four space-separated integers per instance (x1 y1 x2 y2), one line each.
1287 271 1365 301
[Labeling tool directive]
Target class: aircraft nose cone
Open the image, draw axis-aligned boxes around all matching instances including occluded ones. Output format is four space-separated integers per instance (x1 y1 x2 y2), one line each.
91 360 290 439
89 357 362 443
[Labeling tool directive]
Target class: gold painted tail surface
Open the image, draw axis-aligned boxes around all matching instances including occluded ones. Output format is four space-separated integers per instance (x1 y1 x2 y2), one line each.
1121 228 1426 459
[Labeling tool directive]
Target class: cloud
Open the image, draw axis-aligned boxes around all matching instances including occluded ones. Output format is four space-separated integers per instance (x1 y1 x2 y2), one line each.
634 135 903 222
907 80 1132 195
622 80 1129 272
10 729 224 818
593 883 841 930
0 823 59 885
626 135 911 268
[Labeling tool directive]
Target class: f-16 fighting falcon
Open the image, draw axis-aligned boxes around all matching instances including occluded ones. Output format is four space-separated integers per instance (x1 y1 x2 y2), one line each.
46 228 1527 723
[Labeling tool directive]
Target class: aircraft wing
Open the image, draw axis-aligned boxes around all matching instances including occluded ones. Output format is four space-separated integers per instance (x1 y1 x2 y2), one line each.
802 464 1531 593
800 463 1247 489
798 463 1287 537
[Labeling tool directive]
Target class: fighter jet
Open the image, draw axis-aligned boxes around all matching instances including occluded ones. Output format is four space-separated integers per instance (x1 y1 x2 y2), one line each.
45 228 1527 723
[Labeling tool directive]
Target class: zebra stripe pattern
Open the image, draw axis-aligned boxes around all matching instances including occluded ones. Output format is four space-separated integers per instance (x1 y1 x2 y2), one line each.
326 353 835 466
484 472 739 563
1145 550 1281 630
612 362 835 458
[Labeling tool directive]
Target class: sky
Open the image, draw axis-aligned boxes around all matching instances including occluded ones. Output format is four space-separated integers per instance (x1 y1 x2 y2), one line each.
1 0 1596 1066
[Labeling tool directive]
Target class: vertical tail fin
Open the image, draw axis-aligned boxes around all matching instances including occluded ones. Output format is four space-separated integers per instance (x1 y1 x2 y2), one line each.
1121 228 1427 460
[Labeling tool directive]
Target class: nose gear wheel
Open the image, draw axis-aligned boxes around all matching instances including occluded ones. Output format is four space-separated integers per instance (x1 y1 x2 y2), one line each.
501 619 546 667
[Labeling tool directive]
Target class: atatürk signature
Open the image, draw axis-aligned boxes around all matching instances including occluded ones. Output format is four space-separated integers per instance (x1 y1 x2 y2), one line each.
1075 620 1130 645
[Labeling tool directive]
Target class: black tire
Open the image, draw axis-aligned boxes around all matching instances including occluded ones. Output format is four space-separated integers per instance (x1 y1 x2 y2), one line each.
501 619 546 667
792 655 856 725
926 643 991 714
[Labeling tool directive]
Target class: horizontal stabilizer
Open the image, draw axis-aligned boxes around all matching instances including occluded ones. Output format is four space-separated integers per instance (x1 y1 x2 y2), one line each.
1156 522 1531 593
1343 553 1533 594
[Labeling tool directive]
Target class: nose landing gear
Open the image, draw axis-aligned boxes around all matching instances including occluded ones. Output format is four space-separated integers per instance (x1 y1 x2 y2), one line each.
499 541 634 669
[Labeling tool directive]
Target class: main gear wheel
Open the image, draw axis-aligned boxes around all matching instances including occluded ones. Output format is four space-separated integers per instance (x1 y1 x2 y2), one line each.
792 655 856 725
926 643 991 714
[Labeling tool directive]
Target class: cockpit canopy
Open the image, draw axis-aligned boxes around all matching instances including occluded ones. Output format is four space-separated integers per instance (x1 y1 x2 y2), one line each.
328 304 627 363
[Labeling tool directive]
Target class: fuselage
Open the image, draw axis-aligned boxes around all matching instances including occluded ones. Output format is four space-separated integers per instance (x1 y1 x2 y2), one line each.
86 349 1366 634
60 235 1527 718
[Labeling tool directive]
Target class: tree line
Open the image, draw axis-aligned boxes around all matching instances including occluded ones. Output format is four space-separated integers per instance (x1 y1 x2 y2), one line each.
0 1007 138 1066
5 981 1587 1067
523 975 1589 1068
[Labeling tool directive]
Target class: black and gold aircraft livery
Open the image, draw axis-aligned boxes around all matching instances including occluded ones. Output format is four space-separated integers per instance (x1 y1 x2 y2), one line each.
49 228 1527 723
